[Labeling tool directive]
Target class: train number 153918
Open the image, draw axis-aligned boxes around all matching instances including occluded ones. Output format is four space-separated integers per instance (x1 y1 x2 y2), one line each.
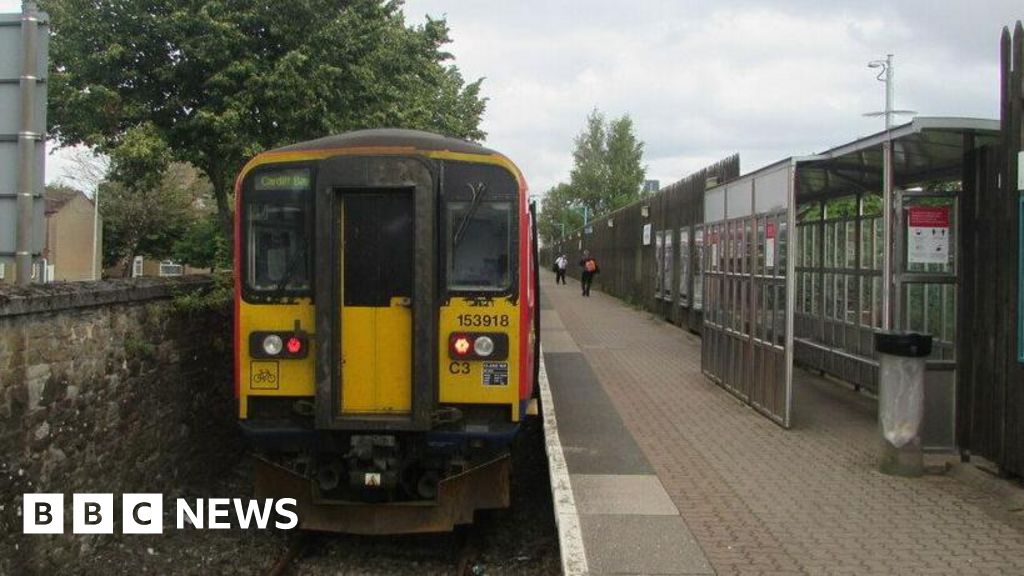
456 314 510 328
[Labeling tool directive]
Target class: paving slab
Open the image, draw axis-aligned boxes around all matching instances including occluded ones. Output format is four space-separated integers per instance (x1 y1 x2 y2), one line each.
580 515 713 575
571 474 679 516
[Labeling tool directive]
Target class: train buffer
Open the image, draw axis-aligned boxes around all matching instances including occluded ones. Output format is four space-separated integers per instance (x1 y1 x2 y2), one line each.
537 270 1024 575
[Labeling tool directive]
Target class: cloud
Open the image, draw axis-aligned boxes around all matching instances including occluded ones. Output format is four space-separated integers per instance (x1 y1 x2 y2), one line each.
4 0 1016 194
405 0 1019 196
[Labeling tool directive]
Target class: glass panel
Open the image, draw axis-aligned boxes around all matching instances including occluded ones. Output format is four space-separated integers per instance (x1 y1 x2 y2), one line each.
706 188 726 221
693 227 704 310
663 232 674 296
846 275 858 324
727 180 753 218
655 231 665 297
448 202 512 291
775 284 786 346
248 201 309 291
679 228 690 305
754 167 789 214
777 218 788 276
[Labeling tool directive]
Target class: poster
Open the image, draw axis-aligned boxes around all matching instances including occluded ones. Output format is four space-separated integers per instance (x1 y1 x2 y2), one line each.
907 206 950 264
642 223 652 246
765 222 776 268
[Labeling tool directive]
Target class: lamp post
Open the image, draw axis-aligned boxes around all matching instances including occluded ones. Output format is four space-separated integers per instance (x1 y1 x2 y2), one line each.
866 54 916 131
560 204 589 241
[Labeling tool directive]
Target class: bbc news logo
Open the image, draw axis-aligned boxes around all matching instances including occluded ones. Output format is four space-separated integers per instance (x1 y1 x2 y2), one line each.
22 494 298 534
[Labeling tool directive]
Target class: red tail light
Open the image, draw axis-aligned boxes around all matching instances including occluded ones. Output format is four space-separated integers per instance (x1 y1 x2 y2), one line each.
451 334 472 356
286 336 303 355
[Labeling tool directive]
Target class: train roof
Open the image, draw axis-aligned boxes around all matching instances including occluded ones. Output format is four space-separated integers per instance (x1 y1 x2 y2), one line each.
270 128 500 157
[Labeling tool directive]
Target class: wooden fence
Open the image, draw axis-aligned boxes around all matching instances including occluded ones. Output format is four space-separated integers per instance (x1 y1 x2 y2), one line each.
958 21 1024 476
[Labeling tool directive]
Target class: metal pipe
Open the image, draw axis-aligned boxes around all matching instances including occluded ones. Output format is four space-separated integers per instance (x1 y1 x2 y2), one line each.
881 139 893 329
91 186 100 280
884 54 894 130
15 1 39 285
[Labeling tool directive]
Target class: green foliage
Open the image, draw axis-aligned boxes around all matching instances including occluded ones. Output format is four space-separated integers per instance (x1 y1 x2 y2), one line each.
172 213 231 271
538 108 646 245
124 333 157 362
100 162 211 274
569 110 610 216
605 115 646 208
538 183 583 246
108 123 174 192
798 194 885 222
172 272 233 314
43 0 487 240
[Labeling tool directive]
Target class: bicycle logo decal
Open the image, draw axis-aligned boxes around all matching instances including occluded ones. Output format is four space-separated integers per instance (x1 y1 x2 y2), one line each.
250 361 280 390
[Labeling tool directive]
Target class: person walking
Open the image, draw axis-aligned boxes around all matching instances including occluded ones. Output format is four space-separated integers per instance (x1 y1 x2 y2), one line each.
578 250 599 297
554 253 568 284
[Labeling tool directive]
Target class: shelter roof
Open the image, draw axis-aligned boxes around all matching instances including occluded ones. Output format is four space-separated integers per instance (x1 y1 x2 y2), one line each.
795 117 999 201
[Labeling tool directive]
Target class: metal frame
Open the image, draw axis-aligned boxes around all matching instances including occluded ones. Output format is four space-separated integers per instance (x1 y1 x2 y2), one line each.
703 160 795 427
794 197 884 391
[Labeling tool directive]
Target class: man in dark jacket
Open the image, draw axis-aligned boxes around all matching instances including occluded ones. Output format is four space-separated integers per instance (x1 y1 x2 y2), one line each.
578 250 599 297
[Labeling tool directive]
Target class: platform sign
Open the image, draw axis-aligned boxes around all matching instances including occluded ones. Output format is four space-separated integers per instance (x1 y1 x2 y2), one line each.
0 10 49 270
907 206 949 265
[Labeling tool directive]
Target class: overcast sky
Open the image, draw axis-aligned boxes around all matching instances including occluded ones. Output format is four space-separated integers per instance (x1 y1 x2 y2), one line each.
2 0 1020 195
401 0 1021 196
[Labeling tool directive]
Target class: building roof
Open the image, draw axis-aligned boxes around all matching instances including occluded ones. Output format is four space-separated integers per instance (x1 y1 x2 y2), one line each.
44 187 91 215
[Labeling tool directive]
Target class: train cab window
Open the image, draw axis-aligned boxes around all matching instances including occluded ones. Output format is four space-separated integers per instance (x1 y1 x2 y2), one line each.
245 168 311 295
448 201 512 291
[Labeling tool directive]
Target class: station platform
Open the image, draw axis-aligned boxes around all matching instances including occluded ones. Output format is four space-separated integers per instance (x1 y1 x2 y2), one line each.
537 271 1024 576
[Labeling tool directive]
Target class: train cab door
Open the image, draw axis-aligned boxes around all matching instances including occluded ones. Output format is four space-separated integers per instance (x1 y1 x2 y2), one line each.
337 190 415 415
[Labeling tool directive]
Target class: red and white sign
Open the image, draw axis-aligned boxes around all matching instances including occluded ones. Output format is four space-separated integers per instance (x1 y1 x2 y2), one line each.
765 222 777 268
907 206 950 265
908 206 950 228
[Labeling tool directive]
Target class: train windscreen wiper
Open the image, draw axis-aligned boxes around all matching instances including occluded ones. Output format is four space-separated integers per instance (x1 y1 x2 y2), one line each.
270 244 307 299
453 182 488 247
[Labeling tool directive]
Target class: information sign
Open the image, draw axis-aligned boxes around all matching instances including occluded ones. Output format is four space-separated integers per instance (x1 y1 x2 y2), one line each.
907 206 950 265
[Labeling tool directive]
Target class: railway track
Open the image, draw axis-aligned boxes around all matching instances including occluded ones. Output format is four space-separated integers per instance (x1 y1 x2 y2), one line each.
263 527 482 576
265 531 312 576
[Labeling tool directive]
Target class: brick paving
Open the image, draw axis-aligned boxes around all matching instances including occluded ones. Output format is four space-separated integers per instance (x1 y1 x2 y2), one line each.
541 271 1024 575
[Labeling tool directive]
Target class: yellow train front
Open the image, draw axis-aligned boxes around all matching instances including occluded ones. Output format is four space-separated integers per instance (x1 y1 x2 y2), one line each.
233 129 539 534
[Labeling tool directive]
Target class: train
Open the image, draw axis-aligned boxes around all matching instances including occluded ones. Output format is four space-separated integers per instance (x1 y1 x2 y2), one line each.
232 129 540 534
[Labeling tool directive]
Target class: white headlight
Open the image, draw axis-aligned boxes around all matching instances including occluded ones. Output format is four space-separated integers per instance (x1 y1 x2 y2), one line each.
473 335 495 357
262 334 283 356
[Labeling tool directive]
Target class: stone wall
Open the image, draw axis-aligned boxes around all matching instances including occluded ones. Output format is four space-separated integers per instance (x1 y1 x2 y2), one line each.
0 276 243 574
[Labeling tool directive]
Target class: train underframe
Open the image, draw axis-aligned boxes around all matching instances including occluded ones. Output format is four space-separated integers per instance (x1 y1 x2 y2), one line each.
243 410 519 534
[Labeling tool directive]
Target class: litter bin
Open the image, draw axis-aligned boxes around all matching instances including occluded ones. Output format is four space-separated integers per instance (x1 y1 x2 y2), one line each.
874 331 932 477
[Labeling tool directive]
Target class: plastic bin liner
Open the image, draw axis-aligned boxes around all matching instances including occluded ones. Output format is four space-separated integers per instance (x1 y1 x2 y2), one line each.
878 354 924 447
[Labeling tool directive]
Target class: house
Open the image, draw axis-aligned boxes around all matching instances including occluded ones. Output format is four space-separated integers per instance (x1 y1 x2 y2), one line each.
42 187 102 281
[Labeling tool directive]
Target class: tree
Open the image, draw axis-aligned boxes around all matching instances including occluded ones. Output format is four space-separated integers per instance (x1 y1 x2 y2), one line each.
569 110 609 216
567 109 646 216
605 115 646 209
100 132 212 276
43 0 487 241
537 109 646 245
538 182 584 246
